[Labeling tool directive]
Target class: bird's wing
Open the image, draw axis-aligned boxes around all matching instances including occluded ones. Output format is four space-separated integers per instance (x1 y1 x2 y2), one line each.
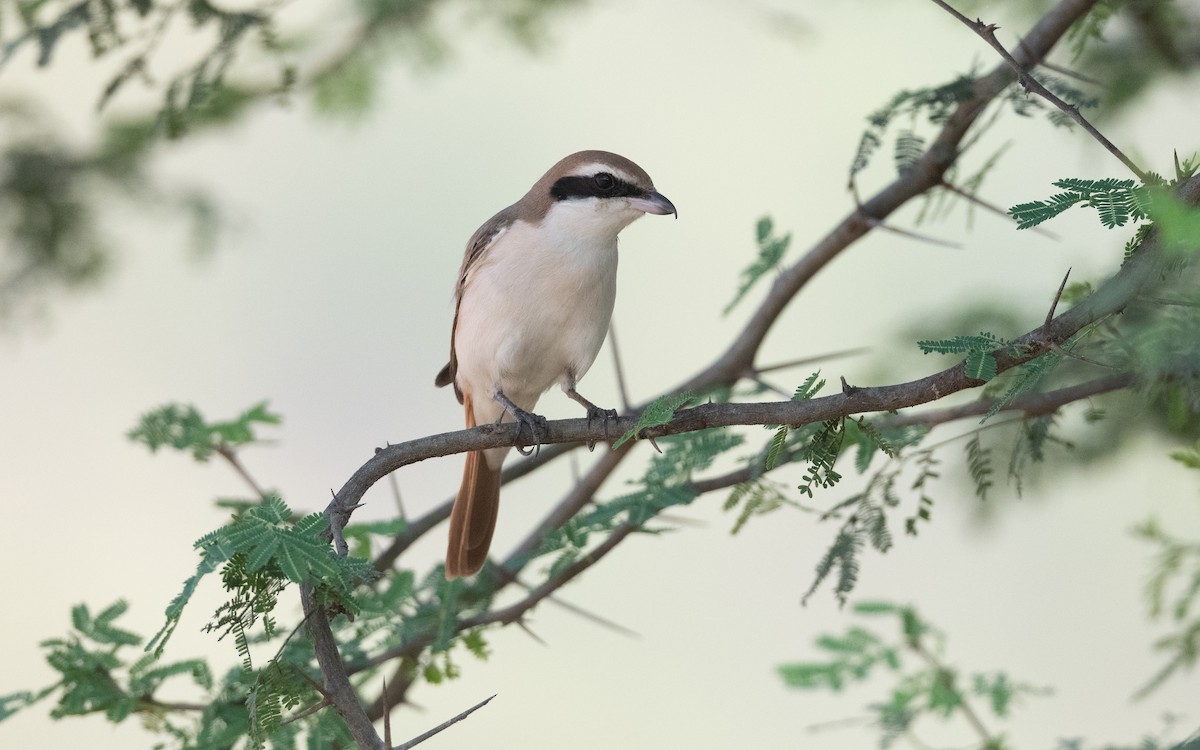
434 207 517 402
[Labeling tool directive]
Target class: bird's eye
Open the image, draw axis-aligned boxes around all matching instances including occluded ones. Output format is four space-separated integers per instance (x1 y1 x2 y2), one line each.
593 173 616 192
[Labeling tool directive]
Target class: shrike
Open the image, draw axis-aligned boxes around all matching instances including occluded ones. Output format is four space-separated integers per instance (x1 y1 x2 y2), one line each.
435 150 676 578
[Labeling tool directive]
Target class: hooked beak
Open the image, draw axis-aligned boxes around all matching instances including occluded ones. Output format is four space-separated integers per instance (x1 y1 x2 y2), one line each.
629 190 677 218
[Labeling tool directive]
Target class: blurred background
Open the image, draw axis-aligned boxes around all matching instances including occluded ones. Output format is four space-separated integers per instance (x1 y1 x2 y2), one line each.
2 0 1198 747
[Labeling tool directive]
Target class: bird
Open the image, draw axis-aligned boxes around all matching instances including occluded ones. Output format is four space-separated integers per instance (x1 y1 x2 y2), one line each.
435 150 676 578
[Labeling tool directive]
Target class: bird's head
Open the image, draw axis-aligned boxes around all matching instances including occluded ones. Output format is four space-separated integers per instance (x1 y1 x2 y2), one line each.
525 150 676 238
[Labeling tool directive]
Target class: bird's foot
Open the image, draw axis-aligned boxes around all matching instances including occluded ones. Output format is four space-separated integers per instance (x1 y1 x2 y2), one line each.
565 386 618 451
511 407 549 456
585 406 619 449
494 390 548 456
583 403 619 432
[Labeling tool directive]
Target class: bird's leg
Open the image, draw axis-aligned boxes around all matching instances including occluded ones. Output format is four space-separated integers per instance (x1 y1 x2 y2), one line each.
493 390 548 456
564 386 619 444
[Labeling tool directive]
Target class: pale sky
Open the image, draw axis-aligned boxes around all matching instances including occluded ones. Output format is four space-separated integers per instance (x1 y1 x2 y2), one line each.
2 1 1198 748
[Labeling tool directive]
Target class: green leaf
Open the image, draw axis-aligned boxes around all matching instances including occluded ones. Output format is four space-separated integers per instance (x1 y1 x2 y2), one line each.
792 371 825 401
894 130 925 175
724 216 793 315
764 424 789 470
964 348 998 382
965 435 993 501
128 401 281 462
798 418 846 498
803 528 862 605
917 332 1008 355
1148 191 1200 254
1010 177 1150 230
613 391 696 449
984 351 1061 421
852 601 899 616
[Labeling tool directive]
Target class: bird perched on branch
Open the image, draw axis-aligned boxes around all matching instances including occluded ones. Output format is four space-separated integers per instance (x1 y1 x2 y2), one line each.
435 150 676 578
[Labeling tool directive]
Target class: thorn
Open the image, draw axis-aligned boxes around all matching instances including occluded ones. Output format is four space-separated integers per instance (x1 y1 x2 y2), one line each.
515 618 547 646
1045 267 1072 329
859 212 963 249
840 376 861 396
647 436 663 453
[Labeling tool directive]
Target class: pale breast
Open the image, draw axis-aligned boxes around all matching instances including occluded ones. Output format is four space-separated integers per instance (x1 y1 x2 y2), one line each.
454 220 618 413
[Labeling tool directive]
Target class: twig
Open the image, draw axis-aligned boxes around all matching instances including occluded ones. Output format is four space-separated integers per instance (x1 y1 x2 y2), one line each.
515 619 546 645
495 568 640 637
879 372 1134 427
939 180 1061 239
907 636 994 745
502 443 634 571
746 372 793 399
387 470 406 520
216 445 269 499
858 212 964 249
392 694 496 750
372 443 578 573
354 525 639 675
1139 295 1200 308
280 696 331 726
381 677 392 748
609 322 633 413
1038 58 1104 86
928 0 1150 182
138 697 211 712
755 348 869 375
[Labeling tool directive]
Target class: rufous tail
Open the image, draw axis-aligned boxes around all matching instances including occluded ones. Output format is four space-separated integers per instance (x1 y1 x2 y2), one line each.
446 393 502 578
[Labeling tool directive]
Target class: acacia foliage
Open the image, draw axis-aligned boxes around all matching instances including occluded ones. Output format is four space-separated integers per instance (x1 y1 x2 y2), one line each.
2 1 1200 748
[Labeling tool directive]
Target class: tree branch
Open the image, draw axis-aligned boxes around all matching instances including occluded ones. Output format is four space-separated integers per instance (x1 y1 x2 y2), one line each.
928 0 1149 181
300 584 384 750
330 171 1199 544
391 694 496 750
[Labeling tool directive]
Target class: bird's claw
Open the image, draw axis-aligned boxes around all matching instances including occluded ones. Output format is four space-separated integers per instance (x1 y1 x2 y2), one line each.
585 406 619 450
512 408 549 456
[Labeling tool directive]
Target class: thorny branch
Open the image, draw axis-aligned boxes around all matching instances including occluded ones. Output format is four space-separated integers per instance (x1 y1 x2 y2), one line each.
928 0 1150 181
289 2 1197 747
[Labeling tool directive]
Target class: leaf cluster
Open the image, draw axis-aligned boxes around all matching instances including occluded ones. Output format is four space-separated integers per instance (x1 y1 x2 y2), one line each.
1132 495 1200 699
540 428 743 576
128 401 280 462
851 72 977 180
795 422 928 604
1010 177 1153 230
917 331 1016 383
850 67 1097 190
0 601 212 728
724 216 793 315
3 0 290 130
1063 0 1126 61
149 497 374 659
779 602 1045 748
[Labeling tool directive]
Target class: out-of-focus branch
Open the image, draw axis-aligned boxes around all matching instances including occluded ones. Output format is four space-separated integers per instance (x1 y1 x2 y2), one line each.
929 0 1149 181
